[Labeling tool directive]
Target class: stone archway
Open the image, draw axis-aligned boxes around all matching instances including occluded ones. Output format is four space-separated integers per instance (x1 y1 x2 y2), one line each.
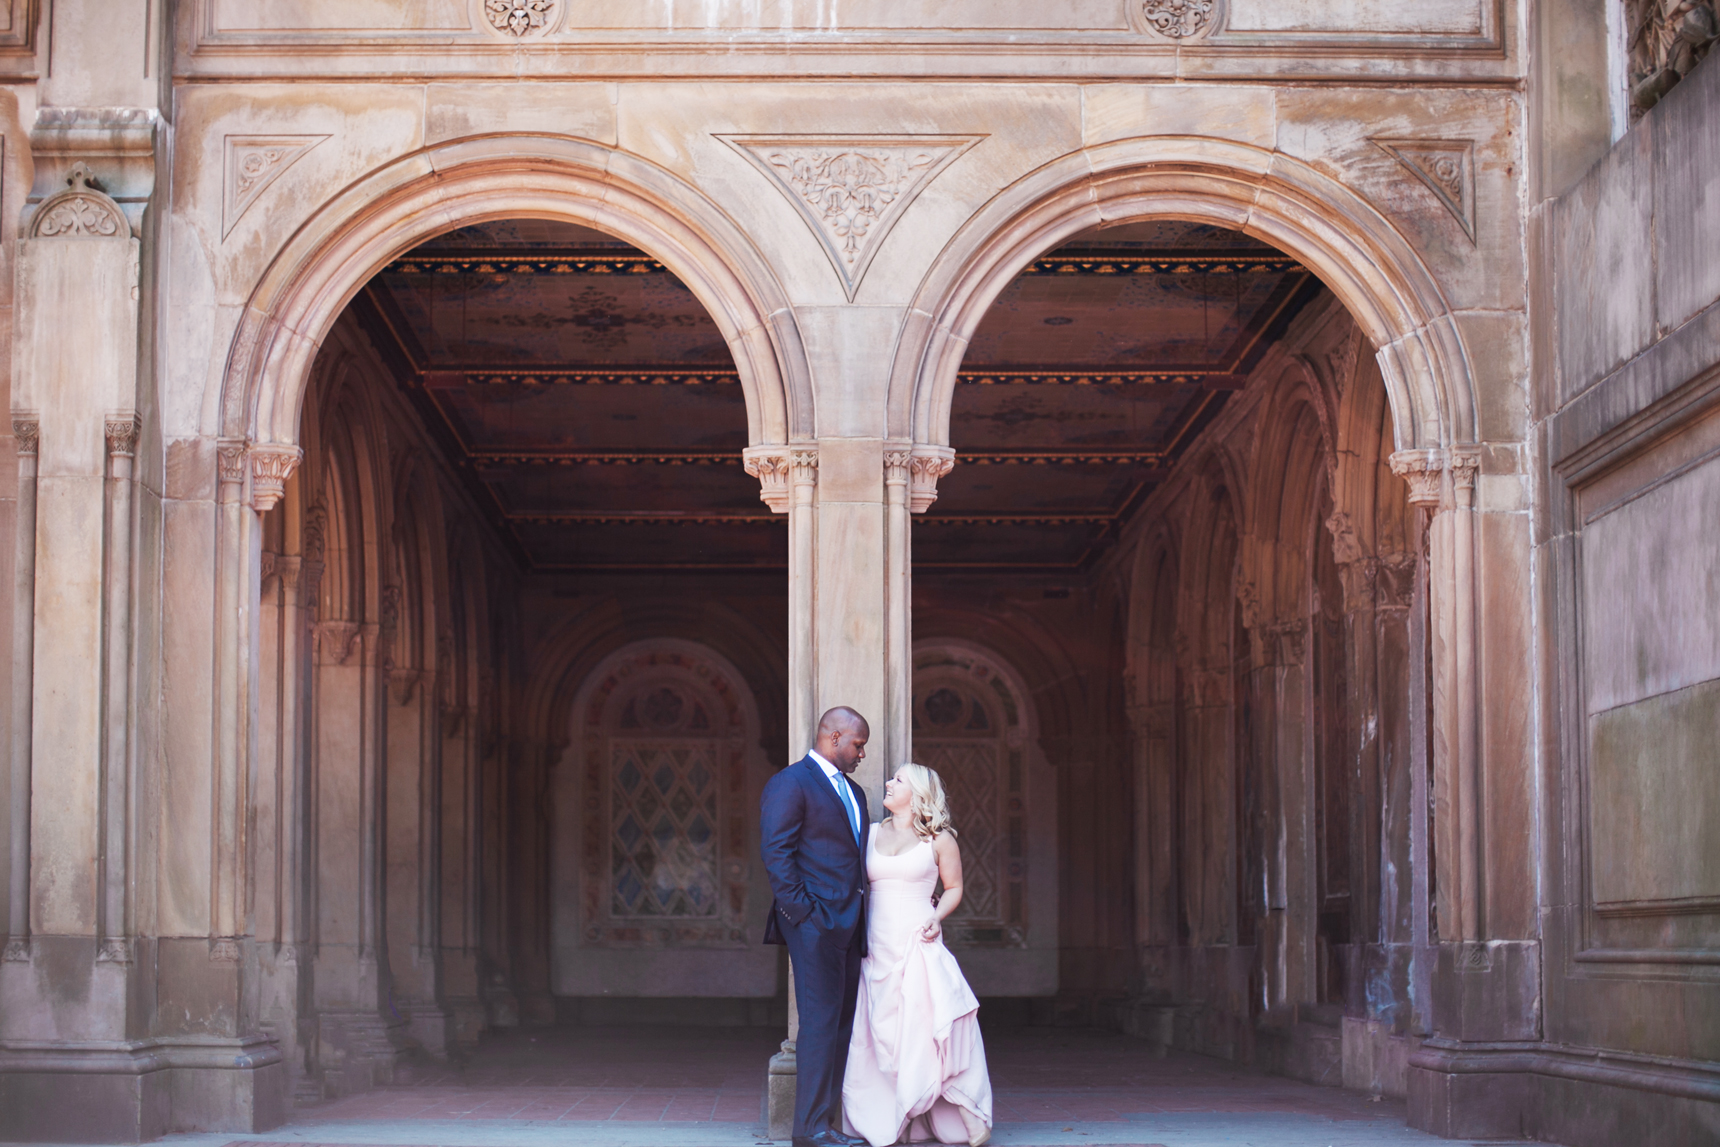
891 137 1491 957
887 136 1478 457
220 133 813 497
198 138 812 972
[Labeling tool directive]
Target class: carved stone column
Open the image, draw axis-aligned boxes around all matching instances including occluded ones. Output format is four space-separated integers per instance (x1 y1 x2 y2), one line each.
1390 446 1482 944
99 416 141 965
744 443 817 1139
891 445 954 770
4 419 37 963
745 444 820 747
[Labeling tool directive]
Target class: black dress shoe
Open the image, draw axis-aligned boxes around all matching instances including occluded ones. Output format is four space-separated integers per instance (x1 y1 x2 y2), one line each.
792 1131 869 1147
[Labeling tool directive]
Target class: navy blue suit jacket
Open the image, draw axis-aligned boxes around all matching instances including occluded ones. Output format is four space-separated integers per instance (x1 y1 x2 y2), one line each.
760 755 869 954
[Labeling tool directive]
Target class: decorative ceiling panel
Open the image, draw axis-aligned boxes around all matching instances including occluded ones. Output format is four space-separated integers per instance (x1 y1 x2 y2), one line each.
355 218 1321 575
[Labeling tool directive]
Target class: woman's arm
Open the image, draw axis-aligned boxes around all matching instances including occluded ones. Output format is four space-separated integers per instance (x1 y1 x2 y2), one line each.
920 833 965 941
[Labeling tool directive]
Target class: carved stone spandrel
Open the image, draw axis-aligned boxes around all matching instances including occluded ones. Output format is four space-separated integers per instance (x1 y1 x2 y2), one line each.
720 136 981 300
1373 139 1476 242
223 135 330 238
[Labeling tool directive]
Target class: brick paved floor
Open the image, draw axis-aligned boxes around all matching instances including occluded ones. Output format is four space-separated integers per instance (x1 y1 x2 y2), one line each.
99 1026 1546 1147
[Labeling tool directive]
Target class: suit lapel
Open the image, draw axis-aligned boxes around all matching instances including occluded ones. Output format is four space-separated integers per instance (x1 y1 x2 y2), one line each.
801 756 860 852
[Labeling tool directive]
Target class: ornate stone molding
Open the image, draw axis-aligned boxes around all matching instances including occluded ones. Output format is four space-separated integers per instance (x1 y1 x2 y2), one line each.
1389 446 1483 509
209 937 241 963
29 163 128 240
742 445 818 514
1449 447 1481 494
216 442 248 487
104 415 141 458
223 135 329 238
721 136 980 299
249 444 303 513
1132 0 1224 38
1389 448 1447 509
1373 139 1476 242
479 0 557 36
12 419 39 457
907 446 957 513
1 937 28 962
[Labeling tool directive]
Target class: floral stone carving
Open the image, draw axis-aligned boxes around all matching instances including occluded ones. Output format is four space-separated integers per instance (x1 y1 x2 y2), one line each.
223 135 328 238
30 163 127 240
1136 0 1222 38
483 0 555 36
1373 138 1476 242
724 136 979 299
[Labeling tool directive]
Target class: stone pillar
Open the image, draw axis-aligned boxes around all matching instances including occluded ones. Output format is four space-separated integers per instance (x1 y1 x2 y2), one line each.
745 438 953 1138
100 415 140 964
4 418 35 966
1390 448 1482 945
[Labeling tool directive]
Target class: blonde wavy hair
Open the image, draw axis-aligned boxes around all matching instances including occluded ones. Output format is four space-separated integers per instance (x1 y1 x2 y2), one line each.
897 762 957 841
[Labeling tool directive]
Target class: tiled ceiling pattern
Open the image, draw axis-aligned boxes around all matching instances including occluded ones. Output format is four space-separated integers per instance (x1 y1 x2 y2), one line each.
356 219 1320 573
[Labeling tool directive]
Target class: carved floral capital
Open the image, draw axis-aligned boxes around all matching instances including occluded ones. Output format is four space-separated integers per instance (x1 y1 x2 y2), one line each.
250 444 303 514
742 445 818 514
104 415 141 458
12 419 39 457
217 442 248 487
907 446 956 513
1388 448 1446 509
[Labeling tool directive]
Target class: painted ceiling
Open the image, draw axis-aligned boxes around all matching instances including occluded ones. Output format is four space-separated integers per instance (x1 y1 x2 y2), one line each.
355 219 1320 573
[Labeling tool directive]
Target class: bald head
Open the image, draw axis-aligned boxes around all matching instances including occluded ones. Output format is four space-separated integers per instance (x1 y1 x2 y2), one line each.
814 706 870 773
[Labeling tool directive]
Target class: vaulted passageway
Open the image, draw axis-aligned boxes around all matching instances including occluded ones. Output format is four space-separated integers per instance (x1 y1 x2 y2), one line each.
916 219 1433 1089
253 218 793 1100
266 213 1439 1103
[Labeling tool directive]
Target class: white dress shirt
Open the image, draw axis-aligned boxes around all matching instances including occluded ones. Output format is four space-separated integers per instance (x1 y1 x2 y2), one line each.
809 748 862 843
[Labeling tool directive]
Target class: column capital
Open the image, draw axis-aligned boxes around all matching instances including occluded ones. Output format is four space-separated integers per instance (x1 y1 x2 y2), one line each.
249 443 303 513
1389 445 1484 510
12 417 39 456
104 414 141 458
906 445 955 513
743 444 818 514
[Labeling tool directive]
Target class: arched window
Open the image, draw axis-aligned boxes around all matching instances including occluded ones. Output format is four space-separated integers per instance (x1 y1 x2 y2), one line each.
911 644 1036 949
573 642 756 947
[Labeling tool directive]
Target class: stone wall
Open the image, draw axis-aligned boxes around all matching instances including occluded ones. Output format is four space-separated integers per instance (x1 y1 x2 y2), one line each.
1517 47 1720 1147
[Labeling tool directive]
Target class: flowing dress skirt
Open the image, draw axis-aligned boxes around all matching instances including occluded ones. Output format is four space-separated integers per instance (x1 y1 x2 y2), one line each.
842 828 992 1146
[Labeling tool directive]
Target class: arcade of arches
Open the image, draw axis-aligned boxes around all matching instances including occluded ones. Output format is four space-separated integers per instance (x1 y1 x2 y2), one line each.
1 7 1719 1147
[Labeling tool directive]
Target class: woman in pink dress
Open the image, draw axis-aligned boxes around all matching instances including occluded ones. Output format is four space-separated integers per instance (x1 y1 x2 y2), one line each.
842 763 993 1147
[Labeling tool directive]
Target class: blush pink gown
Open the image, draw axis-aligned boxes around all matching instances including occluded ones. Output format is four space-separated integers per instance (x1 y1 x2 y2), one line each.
842 824 993 1147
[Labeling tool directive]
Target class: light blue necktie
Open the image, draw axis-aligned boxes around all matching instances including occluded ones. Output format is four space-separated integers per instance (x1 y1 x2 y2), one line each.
834 772 861 844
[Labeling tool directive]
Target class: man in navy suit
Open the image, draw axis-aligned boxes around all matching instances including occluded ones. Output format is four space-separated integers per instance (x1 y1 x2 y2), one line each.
761 706 872 1147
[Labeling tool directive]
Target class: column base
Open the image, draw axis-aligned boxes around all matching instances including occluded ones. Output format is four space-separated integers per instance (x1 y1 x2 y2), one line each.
1408 1039 1720 1144
0 1036 284 1142
766 1040 796 1141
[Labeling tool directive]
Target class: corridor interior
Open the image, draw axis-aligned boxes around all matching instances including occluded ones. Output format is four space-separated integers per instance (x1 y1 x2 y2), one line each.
252 214 1436 1127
